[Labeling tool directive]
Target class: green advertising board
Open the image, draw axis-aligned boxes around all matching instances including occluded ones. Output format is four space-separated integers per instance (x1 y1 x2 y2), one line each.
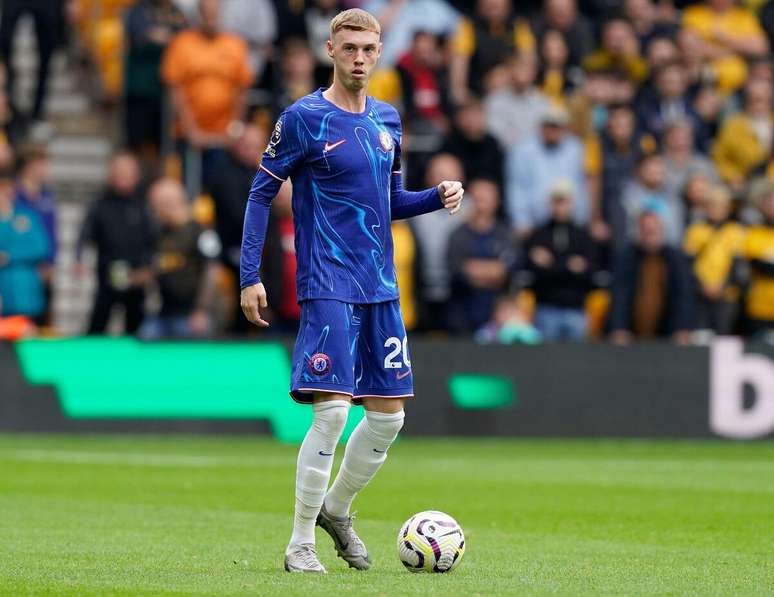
15 337 364 443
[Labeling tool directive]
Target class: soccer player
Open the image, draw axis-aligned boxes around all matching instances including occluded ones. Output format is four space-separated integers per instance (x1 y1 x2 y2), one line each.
239 9 464 574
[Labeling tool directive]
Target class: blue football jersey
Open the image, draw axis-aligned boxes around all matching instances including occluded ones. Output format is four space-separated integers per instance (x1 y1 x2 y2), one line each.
240 88 441 303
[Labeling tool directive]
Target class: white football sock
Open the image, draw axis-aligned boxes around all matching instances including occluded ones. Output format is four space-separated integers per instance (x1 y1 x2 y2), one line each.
324 409 405 519
288 399 350 550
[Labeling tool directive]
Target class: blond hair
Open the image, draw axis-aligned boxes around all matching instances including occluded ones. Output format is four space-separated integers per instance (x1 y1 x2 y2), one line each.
330 9 381 39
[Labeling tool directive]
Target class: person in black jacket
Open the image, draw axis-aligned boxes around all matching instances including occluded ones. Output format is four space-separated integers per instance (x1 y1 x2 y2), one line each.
447 177 516 333
209 124 267 333
609 209 693 345
525 180 594 341
77 152 155 334
442 97 504 194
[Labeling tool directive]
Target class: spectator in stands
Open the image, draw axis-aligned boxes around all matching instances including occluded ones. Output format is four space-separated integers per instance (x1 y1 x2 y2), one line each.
0 165 49 319
711 79 773 191
140 178 218 339
609 210 693 344
449 0 533 101
274 38 318 114
506 104 589 237
364 0 460 67
743 180 774 336
412 152 467 331
397 31 450 135
676 29 710 90
484 53 549 150
123 0 187 160
475 294 541 344
14 146 56 324
636 61 707 149
623 0 677 47
761 0 774 56
0 0 63 136
662 119 718 198
681 0 768 94
681 172 713 226
161 0 252 192
537 28 579 103
209 123 266 333
564 69 633 165
447 178 515 333
683 184 745 334
14 146 55 262
78 152 155 335
220 0 277 81
532 0 594 68
644 35 679 73
300 0 340 88
582 18 648 85
442 96 504 192
525 180 594 341
618 153 683 250
598 104 648 245
261 180 301 333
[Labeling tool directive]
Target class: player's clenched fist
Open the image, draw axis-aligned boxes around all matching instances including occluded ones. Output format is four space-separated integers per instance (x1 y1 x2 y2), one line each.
240 282 270 327
437 180 464 215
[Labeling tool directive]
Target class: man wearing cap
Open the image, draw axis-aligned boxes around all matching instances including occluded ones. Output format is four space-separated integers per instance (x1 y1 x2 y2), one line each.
525 179 595 341
505 103 590 238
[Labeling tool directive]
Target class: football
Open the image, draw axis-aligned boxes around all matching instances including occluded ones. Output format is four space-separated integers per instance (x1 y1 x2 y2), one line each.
397 510 465 573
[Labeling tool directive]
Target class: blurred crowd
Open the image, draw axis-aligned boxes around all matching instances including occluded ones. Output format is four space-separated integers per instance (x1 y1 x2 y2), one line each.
0 0 773 345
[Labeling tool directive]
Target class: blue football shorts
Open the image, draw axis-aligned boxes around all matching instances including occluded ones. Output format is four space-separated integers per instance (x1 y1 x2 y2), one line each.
289 299 414 405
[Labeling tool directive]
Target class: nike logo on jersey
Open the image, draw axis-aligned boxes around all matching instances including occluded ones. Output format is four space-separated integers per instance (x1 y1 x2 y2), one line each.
318 451 334 456
373 448 386 453
396 370 411 380
323 139 346 153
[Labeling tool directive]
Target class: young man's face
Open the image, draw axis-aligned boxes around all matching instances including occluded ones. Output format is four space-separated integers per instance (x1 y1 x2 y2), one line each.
327 28 381 91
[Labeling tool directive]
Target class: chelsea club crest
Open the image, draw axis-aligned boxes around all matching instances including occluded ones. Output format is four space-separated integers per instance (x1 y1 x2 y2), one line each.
309 353 332 375
379 131 393 152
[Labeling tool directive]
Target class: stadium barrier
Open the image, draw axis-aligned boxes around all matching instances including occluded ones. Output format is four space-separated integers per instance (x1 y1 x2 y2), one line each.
1 338 772 441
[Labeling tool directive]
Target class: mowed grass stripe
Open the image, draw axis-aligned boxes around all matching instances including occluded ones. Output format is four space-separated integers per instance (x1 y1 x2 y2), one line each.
0 435 772 596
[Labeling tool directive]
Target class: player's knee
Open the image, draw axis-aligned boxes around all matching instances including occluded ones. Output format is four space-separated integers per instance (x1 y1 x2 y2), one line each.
312 399 350 437
365 409 405 443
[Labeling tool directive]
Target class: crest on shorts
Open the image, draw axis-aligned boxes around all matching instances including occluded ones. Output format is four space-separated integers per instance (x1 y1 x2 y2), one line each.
309 353 332 375
265 116 283 158
379 130 393 152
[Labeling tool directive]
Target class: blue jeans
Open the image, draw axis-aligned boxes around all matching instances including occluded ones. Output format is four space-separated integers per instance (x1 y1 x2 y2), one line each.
534 305 587 341
139 315 193 340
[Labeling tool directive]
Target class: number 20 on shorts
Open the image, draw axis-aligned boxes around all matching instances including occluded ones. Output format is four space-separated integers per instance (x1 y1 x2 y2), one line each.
384 336 411 369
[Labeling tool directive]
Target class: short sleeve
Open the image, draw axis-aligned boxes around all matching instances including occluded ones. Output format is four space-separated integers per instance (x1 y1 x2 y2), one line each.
259 109 307 181
452 18 475 56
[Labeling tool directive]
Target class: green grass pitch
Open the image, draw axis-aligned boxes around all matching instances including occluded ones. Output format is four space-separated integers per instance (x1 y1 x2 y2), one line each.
1 434 772 596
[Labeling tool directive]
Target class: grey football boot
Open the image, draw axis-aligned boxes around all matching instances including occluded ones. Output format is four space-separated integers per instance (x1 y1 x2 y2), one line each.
316 504 371 570
284 543 327 573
